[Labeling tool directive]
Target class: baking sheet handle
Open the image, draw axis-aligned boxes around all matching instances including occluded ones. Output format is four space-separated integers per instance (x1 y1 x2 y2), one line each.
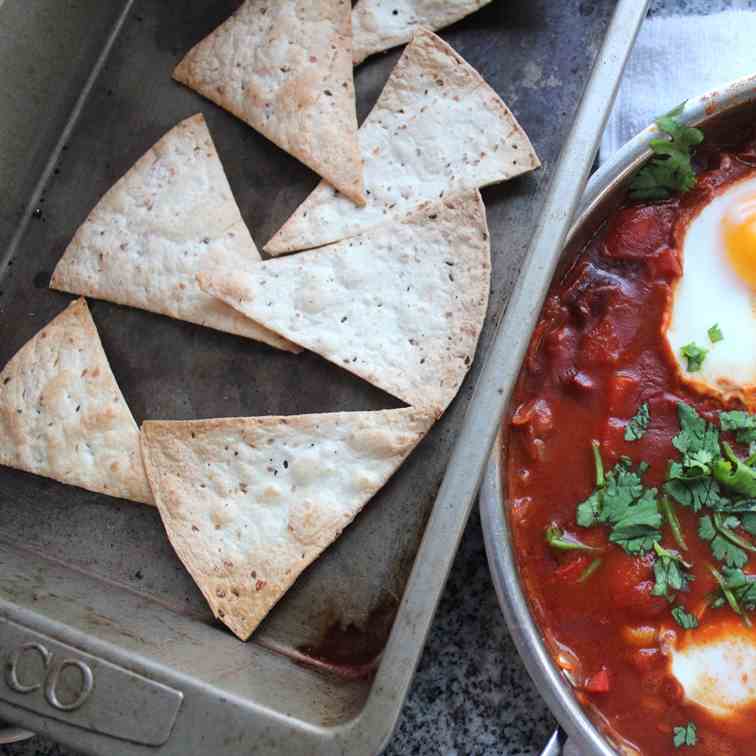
361 0 651 745
0 607 183 747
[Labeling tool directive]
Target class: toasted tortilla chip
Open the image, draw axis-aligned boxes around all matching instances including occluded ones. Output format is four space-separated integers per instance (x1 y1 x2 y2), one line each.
200 191 490 415
50 115 295 353
141 407 434 640
173 0 365 205
352 0 493 64
265 28 538 255
0 299 153 505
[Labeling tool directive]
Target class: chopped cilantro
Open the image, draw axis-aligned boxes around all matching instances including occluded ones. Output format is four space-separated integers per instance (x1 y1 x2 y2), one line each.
681 342 708 372
671 606 698 629
673 403 720 464
708 323 724 343
629 107 703 201
545 524 601 552
720 410 756 444
673 722 697 748
742 512 756 537
652 542 693 600
664 404 729 510
576 446 661 555
665 475 731 512
698 513 752 568
709 566 756 626
625 402 650 442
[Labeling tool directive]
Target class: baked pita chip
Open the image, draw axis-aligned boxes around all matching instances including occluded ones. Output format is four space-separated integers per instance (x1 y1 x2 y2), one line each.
265 28 538 255
141 407 434 640
352 0 493 64
0 299 153 505
200 191 490 415
173 0 365 205
50 115 295 353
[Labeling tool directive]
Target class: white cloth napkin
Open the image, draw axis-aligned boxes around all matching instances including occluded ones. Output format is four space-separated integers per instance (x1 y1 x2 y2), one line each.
600 10 756 161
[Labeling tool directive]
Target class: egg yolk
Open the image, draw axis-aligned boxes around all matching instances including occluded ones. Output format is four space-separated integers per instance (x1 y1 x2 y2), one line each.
723 194 756 289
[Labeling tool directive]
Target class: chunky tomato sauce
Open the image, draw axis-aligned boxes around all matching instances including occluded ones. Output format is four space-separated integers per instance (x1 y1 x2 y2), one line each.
507 136 756 756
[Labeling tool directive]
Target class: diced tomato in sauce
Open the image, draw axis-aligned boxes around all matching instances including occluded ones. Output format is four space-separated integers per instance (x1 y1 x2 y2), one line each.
506 136 756 756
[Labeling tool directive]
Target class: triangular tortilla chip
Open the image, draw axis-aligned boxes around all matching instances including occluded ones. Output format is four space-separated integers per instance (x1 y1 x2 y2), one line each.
265 28 538 255
173 0 365 205
141 407 434 640
200 191 490 415
0 299 153 505
50 115 295 353
352 0 493 64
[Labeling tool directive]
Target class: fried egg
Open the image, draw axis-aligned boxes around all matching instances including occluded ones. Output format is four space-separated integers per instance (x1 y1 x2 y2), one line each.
670 619 756 722
665 175 756 407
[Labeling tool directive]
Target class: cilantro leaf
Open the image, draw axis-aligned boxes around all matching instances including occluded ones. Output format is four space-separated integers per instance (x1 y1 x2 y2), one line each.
630 113 703 201
720 410 756 445
699 514 749 568
608 489 662 554
652 543 693 600
625 402 650 442
681 342 708 372
708 323 724 343
673 403 720 462
576 492 600 528
671 606 698 629
709 567 756 625
575 446 661 555
664 475 731 512
742 512 756 537
673 722 697 748
698 514 716 541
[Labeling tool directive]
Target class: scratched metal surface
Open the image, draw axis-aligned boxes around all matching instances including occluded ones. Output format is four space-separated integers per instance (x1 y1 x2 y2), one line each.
0 0 617 752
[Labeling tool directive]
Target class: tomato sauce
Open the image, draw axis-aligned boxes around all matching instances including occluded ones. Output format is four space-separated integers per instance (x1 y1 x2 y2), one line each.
507 137 756 755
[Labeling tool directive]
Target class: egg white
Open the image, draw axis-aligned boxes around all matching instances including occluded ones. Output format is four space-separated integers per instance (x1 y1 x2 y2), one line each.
670 626 756 718
665 177 756 405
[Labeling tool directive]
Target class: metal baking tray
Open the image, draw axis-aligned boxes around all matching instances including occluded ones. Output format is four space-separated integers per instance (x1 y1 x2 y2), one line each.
0 1 642 753
481 74 756 756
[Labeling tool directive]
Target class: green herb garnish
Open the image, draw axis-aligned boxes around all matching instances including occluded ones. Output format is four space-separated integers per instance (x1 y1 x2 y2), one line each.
709 566 756 626
699 513 750 568
708 323 724 343
673 722 697 748
625 402 650 442
576 443 661 555
720 410 756 445
681 342 708 372
652 542 693 600
545 524 601 552
671 606 698 629
630 106 703 201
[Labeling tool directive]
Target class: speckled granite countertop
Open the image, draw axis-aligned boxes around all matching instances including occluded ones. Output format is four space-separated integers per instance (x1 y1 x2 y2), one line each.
2 1 752 755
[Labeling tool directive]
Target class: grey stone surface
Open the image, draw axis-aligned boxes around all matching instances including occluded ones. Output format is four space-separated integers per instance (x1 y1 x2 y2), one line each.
2 1 753 755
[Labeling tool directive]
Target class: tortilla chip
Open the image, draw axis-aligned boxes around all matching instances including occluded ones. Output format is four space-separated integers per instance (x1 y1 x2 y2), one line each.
141 407 434 640
0 299 153 505
352 0 493 64
173 0 365 205
49 115 295 353
200 191 489 416
265 28 538 255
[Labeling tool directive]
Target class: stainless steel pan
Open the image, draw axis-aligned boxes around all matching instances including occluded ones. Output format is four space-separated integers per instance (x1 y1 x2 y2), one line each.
481 73 756 756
